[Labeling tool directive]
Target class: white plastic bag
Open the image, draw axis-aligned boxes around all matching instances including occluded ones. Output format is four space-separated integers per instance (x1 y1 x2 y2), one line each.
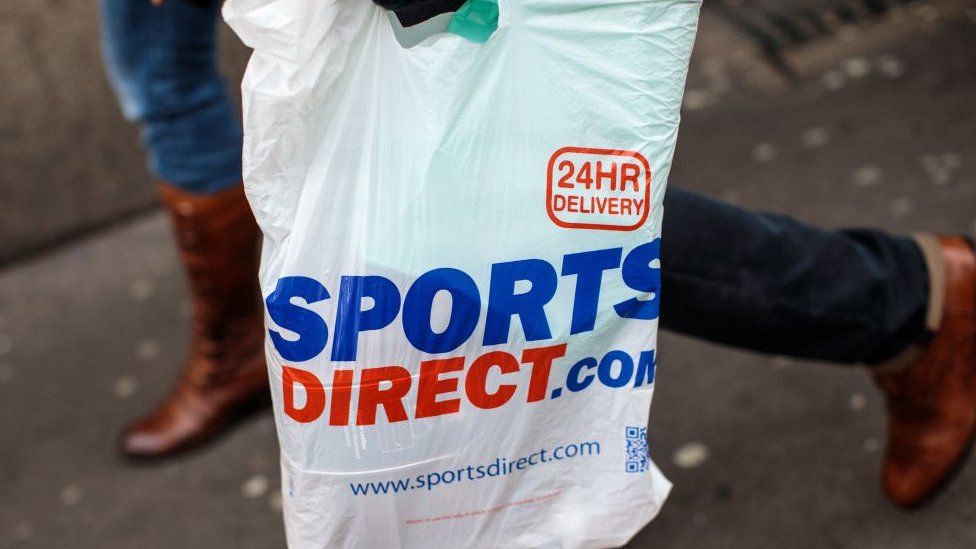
224 0 700 546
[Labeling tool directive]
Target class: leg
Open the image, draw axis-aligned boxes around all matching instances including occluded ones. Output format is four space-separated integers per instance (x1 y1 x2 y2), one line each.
99 0 242 193
660 187 930 364
99 0 267 458
661 187 976 508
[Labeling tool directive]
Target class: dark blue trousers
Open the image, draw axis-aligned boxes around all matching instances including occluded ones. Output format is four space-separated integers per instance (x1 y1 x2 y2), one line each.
661 189 929 364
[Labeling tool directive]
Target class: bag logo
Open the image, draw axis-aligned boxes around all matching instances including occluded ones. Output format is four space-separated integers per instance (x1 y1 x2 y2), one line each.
546 147 652 231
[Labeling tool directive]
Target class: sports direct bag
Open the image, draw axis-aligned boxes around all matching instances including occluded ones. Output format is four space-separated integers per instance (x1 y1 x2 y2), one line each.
224 0 699 546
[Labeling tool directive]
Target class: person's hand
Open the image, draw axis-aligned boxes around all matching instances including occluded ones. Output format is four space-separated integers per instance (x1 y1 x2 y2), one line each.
376 0 466 27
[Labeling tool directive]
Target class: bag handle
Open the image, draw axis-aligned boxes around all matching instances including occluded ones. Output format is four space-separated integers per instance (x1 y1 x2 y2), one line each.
446 0 499 43
382 0 507 53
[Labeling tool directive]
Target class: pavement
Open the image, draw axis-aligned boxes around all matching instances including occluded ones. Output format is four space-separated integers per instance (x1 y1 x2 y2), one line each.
1 5 975 549
0 0 249 265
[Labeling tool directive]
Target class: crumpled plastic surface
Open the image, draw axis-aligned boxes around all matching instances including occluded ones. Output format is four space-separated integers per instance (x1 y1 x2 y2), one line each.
223 0 700 547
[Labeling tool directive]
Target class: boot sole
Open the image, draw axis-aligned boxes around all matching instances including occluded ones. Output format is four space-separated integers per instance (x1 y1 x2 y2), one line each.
119 388 272 463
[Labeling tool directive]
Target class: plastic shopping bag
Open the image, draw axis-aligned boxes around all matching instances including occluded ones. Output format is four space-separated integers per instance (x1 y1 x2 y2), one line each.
224 0 700 546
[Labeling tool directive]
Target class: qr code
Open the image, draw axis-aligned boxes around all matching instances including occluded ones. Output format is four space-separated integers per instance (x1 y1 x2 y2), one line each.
625 426 649 473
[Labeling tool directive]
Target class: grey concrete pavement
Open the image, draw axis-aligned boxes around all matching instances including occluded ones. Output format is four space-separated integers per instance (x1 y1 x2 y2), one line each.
1 7 975 549
0 0 248 264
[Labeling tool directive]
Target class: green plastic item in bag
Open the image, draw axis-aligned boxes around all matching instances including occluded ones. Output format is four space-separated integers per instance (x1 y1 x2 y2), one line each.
448 0 499 43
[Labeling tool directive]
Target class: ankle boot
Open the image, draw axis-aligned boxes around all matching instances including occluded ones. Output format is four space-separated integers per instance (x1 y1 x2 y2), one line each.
873 235 976 507
121 182 268 458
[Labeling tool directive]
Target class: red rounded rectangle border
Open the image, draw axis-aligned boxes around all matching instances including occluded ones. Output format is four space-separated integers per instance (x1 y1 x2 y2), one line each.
546 147 652 231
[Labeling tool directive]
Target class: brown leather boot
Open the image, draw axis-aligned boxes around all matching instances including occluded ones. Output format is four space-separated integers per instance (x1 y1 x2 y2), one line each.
121 183 269 459
873 235 976 508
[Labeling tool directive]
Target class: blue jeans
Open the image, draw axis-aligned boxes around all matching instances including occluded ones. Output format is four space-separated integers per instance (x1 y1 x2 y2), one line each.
99 0 241 194
99 0 931 363
660 190 929 364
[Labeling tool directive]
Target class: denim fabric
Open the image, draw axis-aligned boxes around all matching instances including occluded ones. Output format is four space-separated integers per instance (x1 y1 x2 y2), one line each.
660 188 930 364
99 0 242 194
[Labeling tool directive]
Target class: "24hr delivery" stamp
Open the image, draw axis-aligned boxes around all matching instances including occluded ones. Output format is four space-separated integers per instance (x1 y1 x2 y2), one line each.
546 147 652 231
